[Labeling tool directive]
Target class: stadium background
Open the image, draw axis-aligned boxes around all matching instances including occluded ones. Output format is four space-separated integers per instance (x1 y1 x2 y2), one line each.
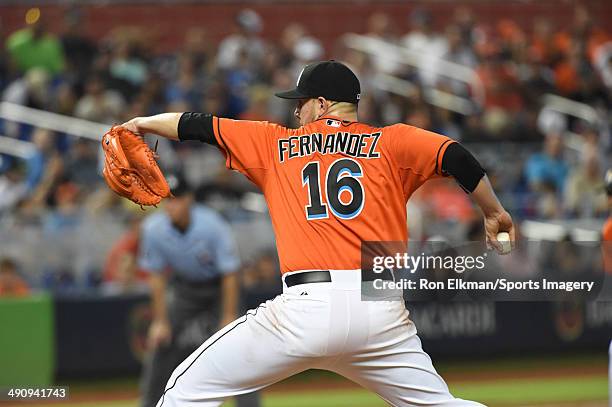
0 0 610 406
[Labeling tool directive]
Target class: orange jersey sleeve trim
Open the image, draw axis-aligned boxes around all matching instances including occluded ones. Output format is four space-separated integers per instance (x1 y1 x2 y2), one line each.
435 139 454 176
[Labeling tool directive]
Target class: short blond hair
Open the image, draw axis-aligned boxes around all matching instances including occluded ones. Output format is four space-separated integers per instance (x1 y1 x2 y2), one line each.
328 101 358 115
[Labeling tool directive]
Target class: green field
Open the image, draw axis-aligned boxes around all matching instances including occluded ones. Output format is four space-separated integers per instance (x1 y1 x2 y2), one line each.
19 354 609 407
19 375 609 407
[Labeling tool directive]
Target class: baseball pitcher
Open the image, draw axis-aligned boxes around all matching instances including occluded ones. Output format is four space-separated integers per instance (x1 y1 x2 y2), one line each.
121 60 515 406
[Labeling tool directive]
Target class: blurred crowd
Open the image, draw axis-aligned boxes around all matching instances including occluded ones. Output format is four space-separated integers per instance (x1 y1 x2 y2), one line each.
0 5 610 296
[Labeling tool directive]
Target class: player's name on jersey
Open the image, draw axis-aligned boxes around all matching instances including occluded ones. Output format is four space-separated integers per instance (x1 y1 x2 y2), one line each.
278 132 381 163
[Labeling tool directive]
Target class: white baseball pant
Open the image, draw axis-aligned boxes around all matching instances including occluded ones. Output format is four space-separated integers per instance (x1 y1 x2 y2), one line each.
156 270 485 407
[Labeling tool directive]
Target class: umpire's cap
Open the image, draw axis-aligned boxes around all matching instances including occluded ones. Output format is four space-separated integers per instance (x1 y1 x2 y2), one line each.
275 60 361 104
166 173 191 197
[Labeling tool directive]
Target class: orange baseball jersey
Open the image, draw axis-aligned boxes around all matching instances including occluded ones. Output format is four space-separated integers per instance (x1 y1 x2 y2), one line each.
603 217 612 274
604 217 612 242
211 115 453 273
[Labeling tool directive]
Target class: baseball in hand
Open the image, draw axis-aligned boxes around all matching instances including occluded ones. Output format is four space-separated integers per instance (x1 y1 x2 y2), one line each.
496 232 512 254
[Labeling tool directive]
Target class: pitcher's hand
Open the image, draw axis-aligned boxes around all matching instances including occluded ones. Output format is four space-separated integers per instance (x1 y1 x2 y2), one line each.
484 210 515 254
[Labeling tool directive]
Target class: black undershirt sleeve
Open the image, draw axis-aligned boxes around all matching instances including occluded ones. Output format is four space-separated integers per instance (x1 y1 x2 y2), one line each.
441 142 486 193
177 112 218 146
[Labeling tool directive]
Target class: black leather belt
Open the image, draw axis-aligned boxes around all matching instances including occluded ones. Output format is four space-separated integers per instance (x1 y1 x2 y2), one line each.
284 270 394 287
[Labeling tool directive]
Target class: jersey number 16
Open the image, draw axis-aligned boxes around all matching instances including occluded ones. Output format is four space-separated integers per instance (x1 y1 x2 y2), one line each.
302 158 365 220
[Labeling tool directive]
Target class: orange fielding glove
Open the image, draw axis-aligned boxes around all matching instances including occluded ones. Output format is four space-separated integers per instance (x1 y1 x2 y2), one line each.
101 126 171 206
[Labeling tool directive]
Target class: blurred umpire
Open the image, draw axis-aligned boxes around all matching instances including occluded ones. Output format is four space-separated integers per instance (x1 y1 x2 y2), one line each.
138 174 259 407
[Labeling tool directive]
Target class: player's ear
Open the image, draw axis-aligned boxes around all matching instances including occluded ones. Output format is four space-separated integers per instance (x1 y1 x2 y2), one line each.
317 97 327 111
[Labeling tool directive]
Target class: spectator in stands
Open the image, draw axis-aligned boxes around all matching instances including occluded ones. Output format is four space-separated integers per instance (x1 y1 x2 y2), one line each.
158 28 212 87
74 73 125 123
267 68 294 125
555 5 609 63
524 132 568 194
64 138 100 193
2 67 50 111
363 13 401 74
405 105 433 131
365 12 397 44
90 44 135 100
401 8 447 86
110 40 149 90
367 95 389 128
593 42 612 91
0 160 27 213
255 46 282 86
217 9 265 71
164 54 205 111
461 113 488 141
199 81 226 116
181 28 213 74
291 34 324 73
277 23 324 83
535 181 563 219
43 181 83 234
530 18 559 66
21 140 64 215
402 8 445 56
451 6 479 49
223 49 255 117
564 144 607 218
497 19 526 58
477 47 524 136
432 106 462 140
438 24 477 95
0 257 30 297
278 23 305 66
102 214 148 294
53 82 78 116
83 185 130 217
554 40 601 102
137 74 167 116
24 128 57 192
5 16 65 75
239 85 272 121
518 49 556 108
60 7 97 84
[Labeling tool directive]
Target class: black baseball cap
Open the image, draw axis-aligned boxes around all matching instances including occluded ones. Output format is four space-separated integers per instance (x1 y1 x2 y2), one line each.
166 173 191 197
275 60 361 104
